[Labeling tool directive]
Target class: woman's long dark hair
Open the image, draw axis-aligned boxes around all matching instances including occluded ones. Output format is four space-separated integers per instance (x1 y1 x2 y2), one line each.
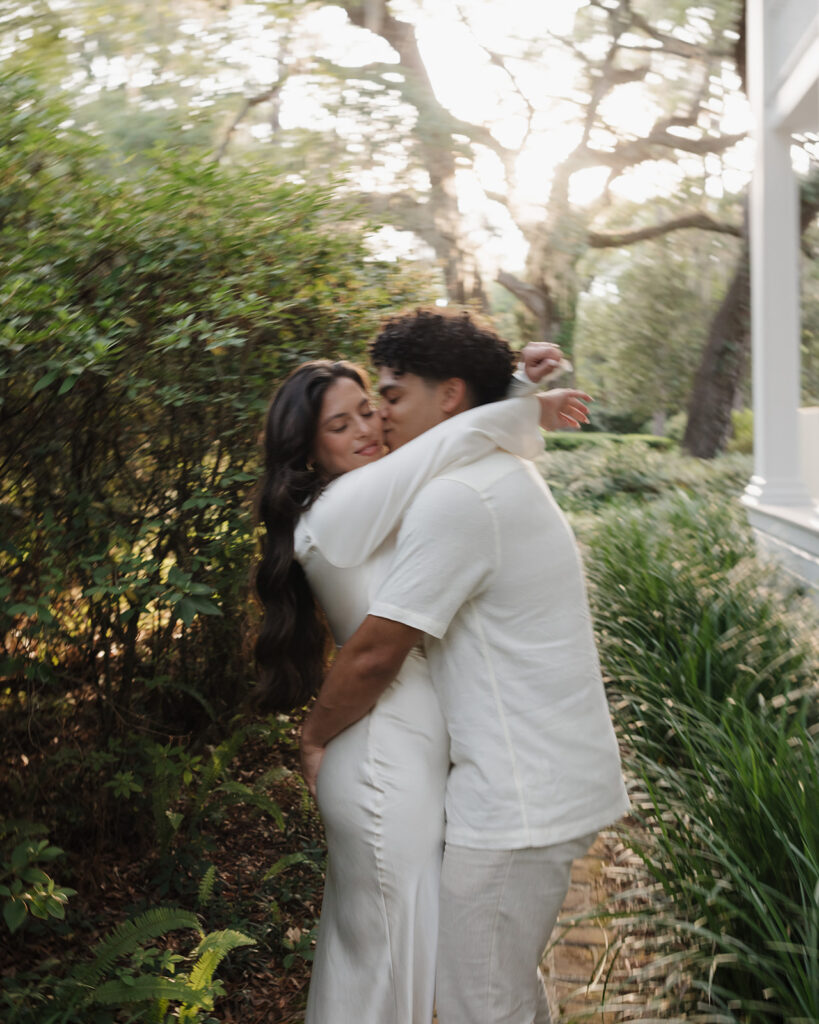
253 360 371 712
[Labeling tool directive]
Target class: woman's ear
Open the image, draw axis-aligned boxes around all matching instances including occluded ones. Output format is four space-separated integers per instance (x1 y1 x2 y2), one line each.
439 377 470 416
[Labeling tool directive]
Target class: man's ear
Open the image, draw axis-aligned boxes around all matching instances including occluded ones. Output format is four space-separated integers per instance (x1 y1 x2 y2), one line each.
440 377 470 416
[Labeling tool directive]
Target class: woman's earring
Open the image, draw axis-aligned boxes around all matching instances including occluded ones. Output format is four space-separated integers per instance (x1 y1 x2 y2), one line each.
306 458 316 473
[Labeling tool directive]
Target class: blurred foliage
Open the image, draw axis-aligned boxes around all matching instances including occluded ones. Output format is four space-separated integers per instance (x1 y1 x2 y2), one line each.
2 902 255 1023
545 431 674 451
539 438 752 513
574 230 741 427
803 243 819 406
725 406 753 453
0 73 429 737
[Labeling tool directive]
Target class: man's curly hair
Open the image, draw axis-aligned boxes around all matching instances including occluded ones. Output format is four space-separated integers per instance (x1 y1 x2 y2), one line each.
369 309 515 406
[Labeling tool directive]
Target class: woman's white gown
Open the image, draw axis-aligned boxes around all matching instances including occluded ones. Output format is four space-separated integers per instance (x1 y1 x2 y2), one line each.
298 534 448 1024
294 396 543 1024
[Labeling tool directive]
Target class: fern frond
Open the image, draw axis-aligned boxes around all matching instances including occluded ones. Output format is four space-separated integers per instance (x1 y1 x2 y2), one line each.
76 907 202 984
216 782 285 829
197 864 217 906
188 929 255 991
191 729 245 816
262 850 320 882
91 974 210 1007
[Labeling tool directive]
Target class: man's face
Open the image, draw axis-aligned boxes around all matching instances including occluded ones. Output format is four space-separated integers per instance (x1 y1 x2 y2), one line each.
377 367 449 450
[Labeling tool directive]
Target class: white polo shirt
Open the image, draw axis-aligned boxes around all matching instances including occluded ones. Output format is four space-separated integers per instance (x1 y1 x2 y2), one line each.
370 452 630 849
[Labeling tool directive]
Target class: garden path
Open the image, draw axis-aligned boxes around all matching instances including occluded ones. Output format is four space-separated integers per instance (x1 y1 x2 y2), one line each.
542 830 621 1023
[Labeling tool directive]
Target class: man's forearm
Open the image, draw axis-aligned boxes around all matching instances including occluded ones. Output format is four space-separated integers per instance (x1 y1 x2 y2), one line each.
302 647 398 749
301 615 421 750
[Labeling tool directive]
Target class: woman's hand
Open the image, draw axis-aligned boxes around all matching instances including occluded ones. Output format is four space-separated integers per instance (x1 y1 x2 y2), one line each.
537 389 592 431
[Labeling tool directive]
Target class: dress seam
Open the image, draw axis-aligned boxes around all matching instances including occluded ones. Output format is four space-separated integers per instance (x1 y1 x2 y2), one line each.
366 706 401 1022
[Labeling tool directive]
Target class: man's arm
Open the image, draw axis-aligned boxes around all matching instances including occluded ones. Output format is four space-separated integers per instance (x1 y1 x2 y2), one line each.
300 615 421 797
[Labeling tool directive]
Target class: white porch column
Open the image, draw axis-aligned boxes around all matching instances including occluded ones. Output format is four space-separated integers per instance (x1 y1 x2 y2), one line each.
743 0 814 510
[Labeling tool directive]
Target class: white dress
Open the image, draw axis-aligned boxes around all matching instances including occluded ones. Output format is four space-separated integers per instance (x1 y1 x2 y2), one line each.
295 397 543 1024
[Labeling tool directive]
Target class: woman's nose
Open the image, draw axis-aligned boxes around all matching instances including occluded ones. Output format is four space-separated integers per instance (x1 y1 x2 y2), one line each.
354 415 372 436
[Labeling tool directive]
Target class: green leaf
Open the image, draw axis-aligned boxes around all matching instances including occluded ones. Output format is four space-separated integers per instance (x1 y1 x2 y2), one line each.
3 897 27 933
31 369 58 394
188 596 222 617
79 907 203 984
10 842 32 872
166 566 190 587
21 868 50 885
177 597 197 625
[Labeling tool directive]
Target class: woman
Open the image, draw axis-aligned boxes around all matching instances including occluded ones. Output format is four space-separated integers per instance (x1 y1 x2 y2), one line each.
254 357 580 1023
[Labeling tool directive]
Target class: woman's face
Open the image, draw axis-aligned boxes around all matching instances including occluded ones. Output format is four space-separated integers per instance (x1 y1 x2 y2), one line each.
313 376 384 477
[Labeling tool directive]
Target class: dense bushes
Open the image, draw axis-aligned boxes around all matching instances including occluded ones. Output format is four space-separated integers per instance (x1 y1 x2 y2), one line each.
0 74 425 737
540 439 752 513
0 74 428 1020
582 494 819 1020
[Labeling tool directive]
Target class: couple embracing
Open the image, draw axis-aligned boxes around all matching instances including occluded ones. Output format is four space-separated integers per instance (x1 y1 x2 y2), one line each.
255 309 629 1024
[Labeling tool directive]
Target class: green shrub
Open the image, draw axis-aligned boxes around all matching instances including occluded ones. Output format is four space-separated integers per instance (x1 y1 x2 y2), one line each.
726 406 754 453
581 492 819 1018
545 431 674 451
540 442 751 513
0 74 429 744
619 700 819 1020
0 822 76 934
588 495 817 724
0 906 254 1024
664 409 687 443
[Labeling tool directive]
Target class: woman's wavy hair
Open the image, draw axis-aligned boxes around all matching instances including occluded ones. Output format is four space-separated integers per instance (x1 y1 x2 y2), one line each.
253 359 371 713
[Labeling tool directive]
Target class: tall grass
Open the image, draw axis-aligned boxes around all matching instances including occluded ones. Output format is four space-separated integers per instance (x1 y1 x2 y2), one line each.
581 492 819 1021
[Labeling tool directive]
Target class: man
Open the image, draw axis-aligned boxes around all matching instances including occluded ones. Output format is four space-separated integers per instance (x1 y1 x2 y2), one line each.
301 309 629 1023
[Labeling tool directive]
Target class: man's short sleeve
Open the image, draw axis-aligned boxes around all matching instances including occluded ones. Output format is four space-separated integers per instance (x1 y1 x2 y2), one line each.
369 478 496 639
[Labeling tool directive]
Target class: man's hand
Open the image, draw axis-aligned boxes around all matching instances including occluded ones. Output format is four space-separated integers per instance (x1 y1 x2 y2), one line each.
300 737 325 800
520 343 564 384
296 615 421 800
537 389 592 431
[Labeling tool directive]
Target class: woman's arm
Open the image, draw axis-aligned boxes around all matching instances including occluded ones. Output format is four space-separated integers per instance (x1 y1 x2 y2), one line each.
302 395 543 568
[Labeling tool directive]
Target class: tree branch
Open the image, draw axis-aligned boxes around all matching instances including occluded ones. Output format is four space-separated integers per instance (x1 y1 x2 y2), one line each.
496 270 548 318
213 78 288 163
580 129 747 174
587 213 743 247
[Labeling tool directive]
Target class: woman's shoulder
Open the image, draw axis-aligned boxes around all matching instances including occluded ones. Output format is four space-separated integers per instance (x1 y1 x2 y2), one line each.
294 516 315 561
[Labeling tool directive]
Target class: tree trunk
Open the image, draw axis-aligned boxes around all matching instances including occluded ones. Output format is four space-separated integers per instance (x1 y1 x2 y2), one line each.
683 175 819 458
682 236 750 457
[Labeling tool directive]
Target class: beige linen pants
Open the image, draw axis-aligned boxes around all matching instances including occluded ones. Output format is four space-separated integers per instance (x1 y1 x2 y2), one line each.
435 832 597 1024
